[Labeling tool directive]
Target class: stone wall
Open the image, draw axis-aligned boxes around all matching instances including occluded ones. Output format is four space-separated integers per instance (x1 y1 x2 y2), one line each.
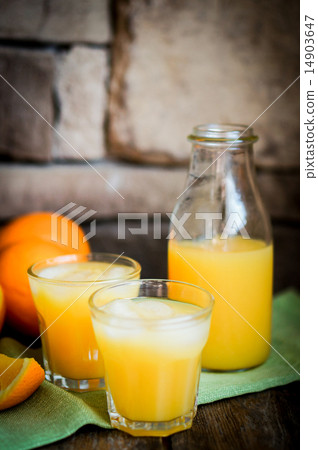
0 0 299 222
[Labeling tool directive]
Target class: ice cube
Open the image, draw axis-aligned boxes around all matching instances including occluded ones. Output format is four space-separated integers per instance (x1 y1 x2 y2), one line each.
106 299 139 319
38 264 92 281
62 269 95 281
133 300 174 319
38 266 60 279
103 265 130 280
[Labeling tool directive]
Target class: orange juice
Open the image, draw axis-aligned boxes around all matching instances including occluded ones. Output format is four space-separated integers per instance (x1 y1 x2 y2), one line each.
91 297 211 435
28 256 140 390
168 237 273 371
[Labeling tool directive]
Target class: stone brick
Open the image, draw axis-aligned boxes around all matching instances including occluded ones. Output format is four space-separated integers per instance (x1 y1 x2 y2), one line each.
53 46 109 160
0 0 111 44
108 0 299 167
0 162 299 221
0 162 186 220
0 47 54 161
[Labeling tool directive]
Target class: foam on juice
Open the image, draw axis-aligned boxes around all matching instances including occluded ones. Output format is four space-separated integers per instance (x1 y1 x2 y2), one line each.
39 262 131 282
103 298 199 320
93 298 209 357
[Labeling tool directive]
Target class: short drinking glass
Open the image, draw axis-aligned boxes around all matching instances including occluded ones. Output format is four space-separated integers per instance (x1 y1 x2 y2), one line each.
28 253 141 391
89 279 214 436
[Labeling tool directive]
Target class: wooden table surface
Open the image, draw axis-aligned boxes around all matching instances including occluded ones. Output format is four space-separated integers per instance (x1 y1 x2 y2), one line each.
44 383 299 450
12 220 301 450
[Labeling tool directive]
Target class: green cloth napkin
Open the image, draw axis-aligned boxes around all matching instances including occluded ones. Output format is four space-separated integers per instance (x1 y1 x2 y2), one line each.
0 290 300 450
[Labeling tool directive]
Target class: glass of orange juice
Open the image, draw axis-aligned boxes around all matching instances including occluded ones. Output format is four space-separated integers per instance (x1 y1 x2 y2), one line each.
89 279 213 436
28 253 141 391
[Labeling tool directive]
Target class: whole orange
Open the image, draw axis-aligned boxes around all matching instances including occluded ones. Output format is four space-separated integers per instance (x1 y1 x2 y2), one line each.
0 238 80 336
0 211 90 253
0 286 5 333
0 212 91 336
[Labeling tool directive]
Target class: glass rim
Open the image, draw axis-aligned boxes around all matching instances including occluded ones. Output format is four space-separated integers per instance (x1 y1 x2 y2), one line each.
27 252 141 286
188 123 258 145
89 278 214 328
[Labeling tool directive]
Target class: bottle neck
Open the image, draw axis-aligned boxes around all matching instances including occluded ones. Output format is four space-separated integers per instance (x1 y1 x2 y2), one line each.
171 123 271 243
182 142 271 243
187 143 255 190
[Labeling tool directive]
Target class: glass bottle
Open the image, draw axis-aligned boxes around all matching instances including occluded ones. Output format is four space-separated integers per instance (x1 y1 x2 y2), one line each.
168 124 273 371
